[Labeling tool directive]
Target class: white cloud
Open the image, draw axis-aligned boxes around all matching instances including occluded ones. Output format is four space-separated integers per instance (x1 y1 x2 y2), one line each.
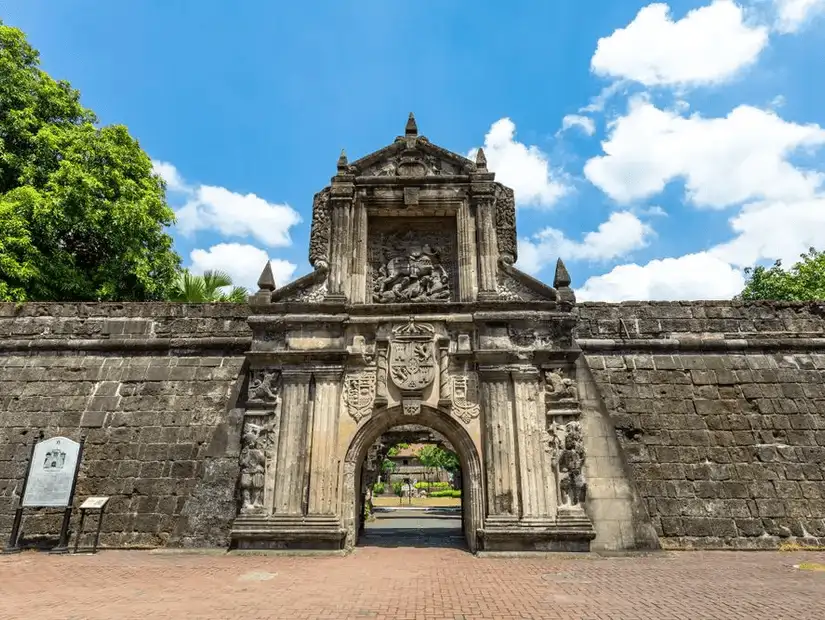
577 252 746 301
711 196 825 267
560 114 596 136
591 1 768 87
469 118 569 208
152 160 189 193
584 98 825 207
189 243 297 291
774 0 825 32
517 211 654 274
176 185 302 248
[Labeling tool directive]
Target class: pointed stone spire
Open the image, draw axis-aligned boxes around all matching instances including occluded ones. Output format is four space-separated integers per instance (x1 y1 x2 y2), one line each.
405 112 418 137
337 149 348 171
553 258 571 289
257 261 276 292
475 147 488 171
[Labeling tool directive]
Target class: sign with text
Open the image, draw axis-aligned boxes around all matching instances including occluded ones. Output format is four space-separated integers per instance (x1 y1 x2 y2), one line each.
22 437 81 508
80 496 109 510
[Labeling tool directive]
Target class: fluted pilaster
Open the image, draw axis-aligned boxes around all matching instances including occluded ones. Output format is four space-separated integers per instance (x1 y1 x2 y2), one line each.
479 366 519 516
307 367 343 515
512 367 551 518
474 196 498 296
273 369 312 514
349 198 368 303
456 200 478 301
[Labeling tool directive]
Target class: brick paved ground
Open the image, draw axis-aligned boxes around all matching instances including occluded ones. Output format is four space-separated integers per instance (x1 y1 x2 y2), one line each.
1 548 824 620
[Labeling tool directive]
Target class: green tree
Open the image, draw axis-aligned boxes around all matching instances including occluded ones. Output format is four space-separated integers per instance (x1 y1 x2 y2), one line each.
169 269 247 303
392 481 404 505
415 444 443 485
0 21 181 301
380 458 396 483
739 248 825 302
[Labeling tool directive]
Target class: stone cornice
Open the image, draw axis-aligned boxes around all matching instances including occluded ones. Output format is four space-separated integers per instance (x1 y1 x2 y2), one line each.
0 337 251 353
577 336 825 353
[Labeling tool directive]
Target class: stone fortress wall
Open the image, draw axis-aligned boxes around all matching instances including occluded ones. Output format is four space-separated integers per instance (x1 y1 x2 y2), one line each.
0 303 252 548
1 300 824 550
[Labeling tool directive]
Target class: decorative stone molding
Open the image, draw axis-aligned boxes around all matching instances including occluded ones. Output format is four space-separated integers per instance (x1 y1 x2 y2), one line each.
309 187 331 271
387 320 436 416
543 367 579 415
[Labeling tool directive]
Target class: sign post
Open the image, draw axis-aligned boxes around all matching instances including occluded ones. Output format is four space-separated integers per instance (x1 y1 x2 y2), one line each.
3 435 85 554
73 497 110 554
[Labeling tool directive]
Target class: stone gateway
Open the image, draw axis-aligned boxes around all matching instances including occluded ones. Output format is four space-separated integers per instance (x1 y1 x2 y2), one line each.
2 115 825 552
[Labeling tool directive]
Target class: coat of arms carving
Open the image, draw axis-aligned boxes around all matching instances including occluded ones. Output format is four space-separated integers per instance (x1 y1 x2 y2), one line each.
388 321 436 392
343 370 377 422
452 373 480 424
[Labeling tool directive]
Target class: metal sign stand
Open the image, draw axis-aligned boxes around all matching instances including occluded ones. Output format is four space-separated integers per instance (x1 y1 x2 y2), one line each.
3 434 85 554
73 497 110 554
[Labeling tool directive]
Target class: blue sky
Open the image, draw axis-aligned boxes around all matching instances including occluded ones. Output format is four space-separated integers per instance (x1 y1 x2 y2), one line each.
6 0 825 300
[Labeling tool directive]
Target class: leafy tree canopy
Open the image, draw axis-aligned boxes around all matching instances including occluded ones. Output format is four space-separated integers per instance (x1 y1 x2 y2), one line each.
738 248 825 302
0 21 180 301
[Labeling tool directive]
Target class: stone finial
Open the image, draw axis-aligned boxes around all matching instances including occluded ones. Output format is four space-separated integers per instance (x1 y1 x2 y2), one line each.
405 112 418 137
553 258 571 289
475 147 488 171
257 261 276 292
337 149 348 171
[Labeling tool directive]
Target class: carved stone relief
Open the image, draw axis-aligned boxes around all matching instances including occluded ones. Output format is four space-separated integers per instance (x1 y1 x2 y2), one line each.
508 326 556 349
309 188 331 270
550 420 587 508
451 373 480 424
279 279 328 303
495 186 517 265
239 419 276 514
248 369 281 406
368 222 456 303
343 369 377 422
361 152 462 178
544 368 578 409
387 320 436 416
496 271 542 302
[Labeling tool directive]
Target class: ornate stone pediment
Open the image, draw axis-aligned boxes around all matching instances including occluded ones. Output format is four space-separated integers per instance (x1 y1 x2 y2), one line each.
350 132 475 179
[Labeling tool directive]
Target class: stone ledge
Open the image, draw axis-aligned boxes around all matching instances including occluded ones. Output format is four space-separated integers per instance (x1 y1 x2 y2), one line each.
0 337 252 353
577 337 825 353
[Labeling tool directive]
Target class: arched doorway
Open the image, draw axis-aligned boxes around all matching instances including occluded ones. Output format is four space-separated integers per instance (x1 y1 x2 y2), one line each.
342 406 484 552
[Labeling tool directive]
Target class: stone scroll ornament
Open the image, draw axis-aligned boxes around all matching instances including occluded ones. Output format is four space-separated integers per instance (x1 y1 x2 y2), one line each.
343 369 377 422
551 421 587 508
451 373 480 424
388 321 436 415
544 368 578 405
495 185 517 266
308 187 331 271
239 419 275 514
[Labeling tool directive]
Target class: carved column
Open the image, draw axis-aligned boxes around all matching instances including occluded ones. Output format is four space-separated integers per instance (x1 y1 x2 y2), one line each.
479 366 519 517
307 366 343 515
349 194 368 303
456 199 478 301
273 368 312 514
512 366 551 519
326 170 355 301
473 194 498 298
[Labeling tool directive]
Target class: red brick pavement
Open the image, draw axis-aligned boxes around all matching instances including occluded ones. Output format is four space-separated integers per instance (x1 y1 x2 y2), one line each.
1 548 824 620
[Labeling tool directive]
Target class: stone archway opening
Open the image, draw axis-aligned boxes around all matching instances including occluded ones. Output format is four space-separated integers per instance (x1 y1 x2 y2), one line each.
343 406 483 553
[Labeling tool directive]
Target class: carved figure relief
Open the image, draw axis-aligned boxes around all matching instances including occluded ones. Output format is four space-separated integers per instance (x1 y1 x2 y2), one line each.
361 152 461 178
239 420 275 514
309 188 331 270
369 226 455 303
248 369 281 406
551 421 587 508
508 327 555 349
451 373 480 424
544 368 578 404
343 370 377 422
388 321 436 392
